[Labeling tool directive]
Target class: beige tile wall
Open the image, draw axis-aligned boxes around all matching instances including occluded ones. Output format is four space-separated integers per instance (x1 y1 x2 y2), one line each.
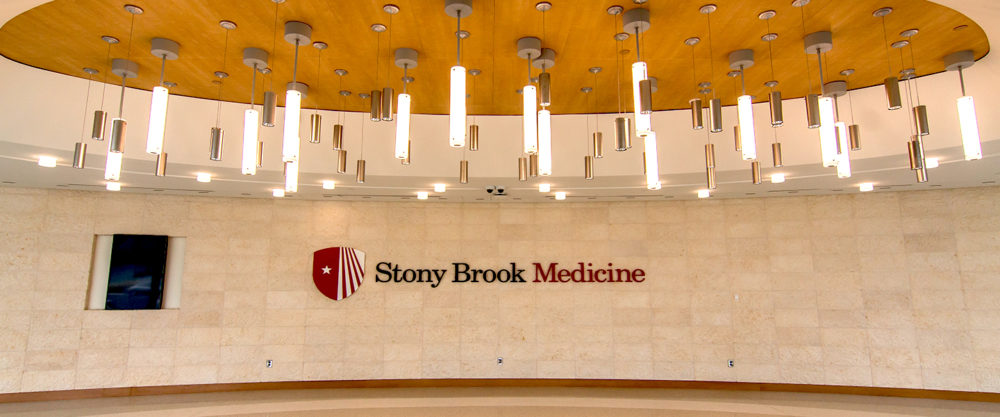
0 186 998 393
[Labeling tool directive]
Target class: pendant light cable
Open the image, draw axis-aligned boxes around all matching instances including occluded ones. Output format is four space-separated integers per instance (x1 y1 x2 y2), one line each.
119 13 136 118
706 12 716 99
80 72 95 138
881 17 892 78
766 19 776 84
901 49 915 136
216 28 230 127
338 75 344 124
269 1 280 90
315 47 322 115
799 6 814 95
100 42 111 111
613 13 622 116
908 39 921 104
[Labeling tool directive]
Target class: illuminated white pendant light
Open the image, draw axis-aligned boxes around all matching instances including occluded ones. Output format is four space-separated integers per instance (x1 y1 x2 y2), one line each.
104 151 123 181
643 132 661 190
241 48 268 175
944 50 982 160
394 48 419 159
835 122 852 178
284 161 298 193
728 49 757 161
624 8 652 137
538 109 552 176
804 31 839 168
445 0 472 148
282 21 312 164
145 38 179 155
516 37 541 155
108 58 138 157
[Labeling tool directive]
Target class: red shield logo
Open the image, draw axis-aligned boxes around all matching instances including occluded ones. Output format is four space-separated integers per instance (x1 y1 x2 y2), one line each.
312 247 366 301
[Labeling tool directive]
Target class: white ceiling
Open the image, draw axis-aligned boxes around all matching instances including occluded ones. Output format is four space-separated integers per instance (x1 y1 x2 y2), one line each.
0 0 996 202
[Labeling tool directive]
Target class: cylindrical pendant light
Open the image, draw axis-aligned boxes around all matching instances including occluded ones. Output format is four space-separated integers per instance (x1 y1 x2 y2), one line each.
624 8 653 137
108 58 137 154
469 125 479 151
356 159 366 183
104 151 122 181
73 142 87 169
751 161 761 184
913 137 927 183
875 8 903 110
593 132 603 159
91 36 118 141
401 140 411 165
584 155 594 180
241 47 267 176
730 49 757 161
308 114 321 143
734 126 741 152
769 91 783 127
282 21 311 166
614 117 631 151
154 152 167 177
256 141 264 168
369 89 381 121
332 124 344 150
835 122 852 178
145 38 179 155
849 124 861 151
944 50 982 160
284 161 298 192
690 99 704 130
805 31 838 167
772 142 783 167
209 127 223 161
805 94 821 129
538 72 552 107
460 160 469 184
262 91 277 126
393 48 418 160
518 157 528 181
337 149 347 173
529 153 539 177
381 87 394 122
523 84 538 154
705 143 716 168
706 167 717 190
907 137 921 170
913 105 930 136
446 0 472 148
92 111 108 141
643 132 660 190
538 109 552 176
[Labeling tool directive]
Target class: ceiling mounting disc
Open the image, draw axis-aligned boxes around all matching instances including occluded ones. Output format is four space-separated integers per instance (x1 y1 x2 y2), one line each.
214 71 229 79
900 28 919 38
219 20 237 30
699 4 717 14
284 21 312 45
623 8 651 33
259 67 271 74
823 81 848 97
339 90 351 96
532 48 557 70
370 23 387 32
83 67 99 75
312 41 328 50
699 88 712 95
803 31 833 54
150 38 180 60
123 4 143 14
359 93 370 99
727 70 741 78
698 81 711 88
764 80 778 87
581 87 593 93
394 47 419 69
791 0 810 7
900 68 915 75
401 76 414 83
943 49 975 71
101 35 119 44
873 7 892 17
383 4 400 14
761 33 778 42
111 58 138 78
242 47 268 69
456 30 470 39
334 69 348 76
271 0 285 3
840 68 855 76
685 37 701 46
163 81 177 88
469 69 482 76
536 2 552 12
444 0 473 18
728 49 755 70
607 5 624 15
614 32 630 41
758 10 777 20
516 37 542 59
589 67 602 74
891 40 909 48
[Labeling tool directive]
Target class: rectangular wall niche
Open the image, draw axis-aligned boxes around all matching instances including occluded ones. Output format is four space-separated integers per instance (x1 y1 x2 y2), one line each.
86 234 185 310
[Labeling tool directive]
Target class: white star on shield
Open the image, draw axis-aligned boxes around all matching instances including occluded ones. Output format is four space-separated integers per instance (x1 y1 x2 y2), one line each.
322 266 332 274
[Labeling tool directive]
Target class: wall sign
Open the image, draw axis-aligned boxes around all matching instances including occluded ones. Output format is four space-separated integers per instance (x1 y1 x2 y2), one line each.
375 262 645 288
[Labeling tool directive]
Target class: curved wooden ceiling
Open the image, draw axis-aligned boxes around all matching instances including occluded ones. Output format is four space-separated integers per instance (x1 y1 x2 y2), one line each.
0 0 989 115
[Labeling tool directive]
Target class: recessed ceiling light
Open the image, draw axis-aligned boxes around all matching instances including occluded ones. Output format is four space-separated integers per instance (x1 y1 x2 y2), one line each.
106 182 121 191
554 191 566 200
697 189 710 199
196 173 212 183
417 191 429 200
771 173 786 183
538 183 551 192
859 182 874 192
322 180 336 190
925 157 939 168
433 183 446 192
38 156 57 167
272 189 285 197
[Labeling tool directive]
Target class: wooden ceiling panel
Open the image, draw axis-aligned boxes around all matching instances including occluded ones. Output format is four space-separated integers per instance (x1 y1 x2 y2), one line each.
0 0 988 115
